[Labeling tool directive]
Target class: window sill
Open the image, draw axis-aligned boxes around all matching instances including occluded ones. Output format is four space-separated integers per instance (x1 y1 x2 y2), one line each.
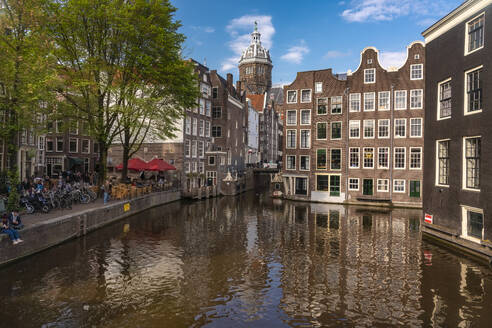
464 109 482 116
462 187 480 192
465 46 483 56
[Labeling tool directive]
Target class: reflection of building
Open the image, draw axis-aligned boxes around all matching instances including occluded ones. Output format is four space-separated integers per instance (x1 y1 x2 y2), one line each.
422 0 492 258
282 43 425 208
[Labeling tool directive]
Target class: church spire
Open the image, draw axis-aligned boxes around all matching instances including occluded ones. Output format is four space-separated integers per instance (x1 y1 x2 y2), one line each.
251 21 261 45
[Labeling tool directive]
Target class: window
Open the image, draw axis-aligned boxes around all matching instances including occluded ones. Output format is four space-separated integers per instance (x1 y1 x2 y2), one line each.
331 122 342 140
245 67 253 75
300 109 311 125
349 120 360 139
212 126 222 137
331 96 342 114
410 64 423 80
464 137 480 190
286 110 297 125
393 179 405 193
316 175 328 191
363 148 374 169
82 140 90 153
349 148 359 168
466 67 482 114
466 14 484 54
410 89 423 109
38 136 45 151
315 82 322 93
212 87 218 99
349 178 359 191
364 68 375 84
317 122 327 140
330 175 341 196
208 156 215 165
462 207 484 241
198 141 204 158
69 120 79 135
192 118 197 135
46 138 54 152
395 90 407 110
300 130 311 149
212 106 222 118
69 138 78 153
56 137 64 152
317 149 327 170
378 91 390 110
205 121 210 137
191 140 197 158
317 98 327 115
199 120 204 136
287 90 297 104
367 59 373 64
331 149 341 170
349 93 361 112
364 92 375 111
184 162 190 173
378 119 389 138
205 101 211 116
410 147 422 169
301 89 312 103
300 156 310 171
185 117 191 134
296 177 308 195
378 147 389 169
394 147 406 169
410 118 422 137
437 140 450 186
363 120 375 139
438 79 452 119
286 155 296 170
199 99 205 115
415 54 420 60
377 179 389 192
286 130 296 149
395 118 406 138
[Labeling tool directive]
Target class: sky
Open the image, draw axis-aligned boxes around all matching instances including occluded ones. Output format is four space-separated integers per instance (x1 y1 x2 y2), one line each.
173 0 464 85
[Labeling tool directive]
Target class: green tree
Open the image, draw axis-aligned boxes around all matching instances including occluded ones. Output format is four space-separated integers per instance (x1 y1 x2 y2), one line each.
44 0 198 184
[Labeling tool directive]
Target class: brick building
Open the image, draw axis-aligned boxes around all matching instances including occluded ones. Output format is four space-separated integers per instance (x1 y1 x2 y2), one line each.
282 42 425 207
422 0 492 255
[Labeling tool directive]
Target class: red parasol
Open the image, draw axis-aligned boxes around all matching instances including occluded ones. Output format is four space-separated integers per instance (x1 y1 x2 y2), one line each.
116 158 148 171
146 158 176 171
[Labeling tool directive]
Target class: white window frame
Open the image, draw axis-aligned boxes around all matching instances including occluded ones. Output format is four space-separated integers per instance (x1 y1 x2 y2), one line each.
330 121 342 140
330 148 342 171
315 82 322 93
464 12 485 56
394 147 406 170
461 205 484 243
462 135 481 192
299 155 310 171
349 120 360 139
464 65 483 116
394 90 407 110
393 179 406 193
300 109 311 125
69 137 78 153
437 78 452 120
317 97 328 115
410 89 423 109
349 93 361 112
286 155 296 171
300 89 312 103
81 139 90 154
364 68 376 84
377 179 389 193
410 64 423 80
378 147 389 169
316 122 327 140
409 147 422 170
286 90 297 104
331 96 343 114
363 147 375 169
410 118 423 138
394 118 406 138
378 119 390 139
435 138 451 187
299 129 311 149
286 129 297 149
349 147 360 169
348 178 359 191
363 120 375 139
184 140 190 158
363 92 375 111
378 91 390 111
286 110 297 126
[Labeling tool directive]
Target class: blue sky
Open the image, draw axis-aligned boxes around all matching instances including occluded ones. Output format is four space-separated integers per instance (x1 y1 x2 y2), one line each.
173 0 463 85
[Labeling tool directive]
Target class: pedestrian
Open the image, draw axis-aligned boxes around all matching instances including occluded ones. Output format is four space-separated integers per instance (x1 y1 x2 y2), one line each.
1 214 23 245
103 179 112 204
8 211 24 230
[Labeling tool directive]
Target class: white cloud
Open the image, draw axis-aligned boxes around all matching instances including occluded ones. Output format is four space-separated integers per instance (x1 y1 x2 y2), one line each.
281 41 309 64
341 0 458 23
190 26 215 33
323 50 350 59
379 51 406 69
221 15 275 72
204 27 215 33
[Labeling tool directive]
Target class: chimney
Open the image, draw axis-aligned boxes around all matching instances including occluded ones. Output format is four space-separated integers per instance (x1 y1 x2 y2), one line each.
227 73 233 93
236 81 242 98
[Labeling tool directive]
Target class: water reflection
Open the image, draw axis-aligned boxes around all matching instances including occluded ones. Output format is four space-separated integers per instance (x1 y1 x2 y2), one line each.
0 193 491 327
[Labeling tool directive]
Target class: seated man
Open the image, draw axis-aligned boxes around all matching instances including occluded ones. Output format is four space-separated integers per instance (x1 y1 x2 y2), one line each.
8 210 24 230
1 214 23 245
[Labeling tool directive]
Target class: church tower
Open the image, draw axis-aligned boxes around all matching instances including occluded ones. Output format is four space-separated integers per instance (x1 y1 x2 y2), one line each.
238 22 273 95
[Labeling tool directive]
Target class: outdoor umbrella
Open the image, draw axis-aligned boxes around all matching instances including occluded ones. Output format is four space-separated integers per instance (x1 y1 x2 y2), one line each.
146 158 176 171
116 158 148 171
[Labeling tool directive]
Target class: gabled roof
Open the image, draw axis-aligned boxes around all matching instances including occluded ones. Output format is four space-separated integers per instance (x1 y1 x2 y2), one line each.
246 94 265 112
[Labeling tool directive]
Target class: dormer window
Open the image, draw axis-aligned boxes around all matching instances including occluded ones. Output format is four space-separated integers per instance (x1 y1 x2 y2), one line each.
315 82 322 93
364 68 376 84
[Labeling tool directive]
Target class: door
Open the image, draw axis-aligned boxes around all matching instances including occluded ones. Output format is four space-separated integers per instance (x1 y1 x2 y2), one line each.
329 175 340 196
410 180 421 198
363 179 373 196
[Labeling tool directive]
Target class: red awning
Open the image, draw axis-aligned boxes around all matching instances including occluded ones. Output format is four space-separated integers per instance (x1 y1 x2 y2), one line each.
116 158 148 171
146 158 176 171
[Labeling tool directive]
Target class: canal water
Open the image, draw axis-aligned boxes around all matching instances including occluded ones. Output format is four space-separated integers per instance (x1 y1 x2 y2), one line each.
1 192 492 327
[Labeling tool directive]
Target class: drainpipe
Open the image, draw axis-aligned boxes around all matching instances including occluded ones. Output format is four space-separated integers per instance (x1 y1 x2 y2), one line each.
344 87 350 203
390 84 394 201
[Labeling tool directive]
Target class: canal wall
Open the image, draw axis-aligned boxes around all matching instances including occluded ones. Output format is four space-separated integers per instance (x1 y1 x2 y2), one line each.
0 191 180 266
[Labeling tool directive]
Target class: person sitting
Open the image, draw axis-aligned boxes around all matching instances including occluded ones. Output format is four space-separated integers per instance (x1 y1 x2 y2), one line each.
1 214 23 245
8 211 24 230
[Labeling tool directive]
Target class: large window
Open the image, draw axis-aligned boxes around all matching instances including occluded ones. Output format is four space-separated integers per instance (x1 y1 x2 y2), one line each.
395 118 406 138
378 119 389 138
300 109 311 125
410 64 423 80
410 147 422 169
331 122 342 140
192 118 197 135
349 93 361 112
317 122 327 140
349 178 359 191
69 138 78 153
364 68 375 84
286 130 297 149
349 148 359 168
316 175 329 192
410 118 422 137
464 137 481 189
300 130 311 149
317 149 327 170
331 149 341 170
287 90 297 104
363 147 374 169
364 92 375 111
393 179 405 193
331 96 342 114
286 155 296 170
394 147 406 169
185 117 191 134
330 176 340 196
438 79 452 119
467 14 484 54
395 90 407 110
462 207 484 241
212 126 222 137
56 137 64 152
199 120 204 137
286 110 297 125
301 89 312 103
191 141 197 158
300 156 310 171
378 91 390 110
377 179 389 192
378 147 389 169
437 140 450 186
82 140 90 154
295 177 308 195
212 107 222 119
363 120 375 139
410 89 423 109
466 67 482 114
349 120 360 139
317 98 327 115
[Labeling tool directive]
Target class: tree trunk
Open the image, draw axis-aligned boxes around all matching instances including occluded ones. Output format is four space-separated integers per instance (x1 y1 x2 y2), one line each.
98 141 107 186
121 128 131 182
